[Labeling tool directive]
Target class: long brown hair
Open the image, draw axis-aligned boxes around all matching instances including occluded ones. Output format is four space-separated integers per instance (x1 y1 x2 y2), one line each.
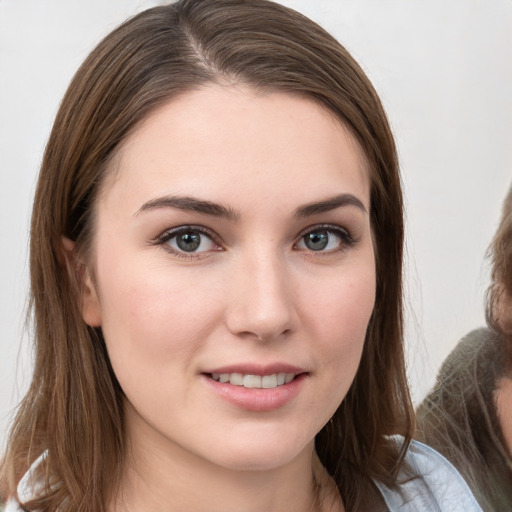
1 1 413 510
416 185 512 511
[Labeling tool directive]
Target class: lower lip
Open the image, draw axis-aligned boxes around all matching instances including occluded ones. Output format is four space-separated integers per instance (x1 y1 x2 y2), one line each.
202 373 307 412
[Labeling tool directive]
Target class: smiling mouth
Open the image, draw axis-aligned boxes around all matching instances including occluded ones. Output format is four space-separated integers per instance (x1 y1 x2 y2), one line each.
208 372 299 389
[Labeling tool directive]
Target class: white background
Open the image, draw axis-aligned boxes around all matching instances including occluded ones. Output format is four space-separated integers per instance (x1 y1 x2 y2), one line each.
1 0 511 451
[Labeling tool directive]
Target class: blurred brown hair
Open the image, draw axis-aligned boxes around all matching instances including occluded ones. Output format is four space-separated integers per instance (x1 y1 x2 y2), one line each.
0 1 412 510
488 185 512 334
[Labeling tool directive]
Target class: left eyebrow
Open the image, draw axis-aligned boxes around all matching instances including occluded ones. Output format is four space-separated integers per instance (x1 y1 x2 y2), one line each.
134 195 240 221
294 193 367 218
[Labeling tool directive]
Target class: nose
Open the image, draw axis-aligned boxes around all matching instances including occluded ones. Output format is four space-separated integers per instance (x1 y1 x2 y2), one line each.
225 251 298 342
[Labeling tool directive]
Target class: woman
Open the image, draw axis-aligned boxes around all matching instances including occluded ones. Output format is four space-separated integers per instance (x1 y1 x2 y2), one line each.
416 185 512 511
0 1 480 510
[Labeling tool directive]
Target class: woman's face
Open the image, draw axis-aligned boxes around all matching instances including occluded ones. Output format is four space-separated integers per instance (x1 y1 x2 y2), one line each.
81 85 376 471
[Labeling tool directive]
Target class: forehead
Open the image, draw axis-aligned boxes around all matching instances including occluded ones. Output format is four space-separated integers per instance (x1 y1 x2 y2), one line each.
101 84 370 212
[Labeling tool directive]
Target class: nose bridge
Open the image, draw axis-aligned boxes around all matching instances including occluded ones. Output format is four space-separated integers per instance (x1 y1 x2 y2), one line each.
226 246 297 340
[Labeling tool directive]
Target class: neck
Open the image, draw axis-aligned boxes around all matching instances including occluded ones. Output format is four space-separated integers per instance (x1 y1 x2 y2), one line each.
111 410 343 512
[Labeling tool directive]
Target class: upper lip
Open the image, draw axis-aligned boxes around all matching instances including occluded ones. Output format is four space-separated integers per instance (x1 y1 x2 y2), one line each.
202 363 307 376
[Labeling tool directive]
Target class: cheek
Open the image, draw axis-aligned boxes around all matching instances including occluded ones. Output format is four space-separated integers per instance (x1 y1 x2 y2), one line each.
95 262 221 376
306 259 376 391
311 260 376 338
289 263 375 436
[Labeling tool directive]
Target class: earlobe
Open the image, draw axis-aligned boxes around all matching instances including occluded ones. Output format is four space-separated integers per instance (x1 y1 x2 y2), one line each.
60 236 102 327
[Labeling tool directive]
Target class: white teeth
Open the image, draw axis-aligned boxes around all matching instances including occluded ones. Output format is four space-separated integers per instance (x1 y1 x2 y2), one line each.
210 371 298 388
262 374 277 388
243 375 262 388
230 373 244 385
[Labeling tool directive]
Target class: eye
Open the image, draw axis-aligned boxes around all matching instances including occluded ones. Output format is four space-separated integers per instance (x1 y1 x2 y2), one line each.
296 225 353 253
154 226 221 256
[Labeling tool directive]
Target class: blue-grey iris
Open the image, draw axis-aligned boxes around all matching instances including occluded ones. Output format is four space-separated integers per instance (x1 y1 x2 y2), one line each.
177 232 201 252
304 231 328 251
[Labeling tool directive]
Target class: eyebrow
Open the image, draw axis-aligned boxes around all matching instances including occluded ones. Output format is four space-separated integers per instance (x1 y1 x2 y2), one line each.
294 193 367 218
135 192 367 220
135 195 240 221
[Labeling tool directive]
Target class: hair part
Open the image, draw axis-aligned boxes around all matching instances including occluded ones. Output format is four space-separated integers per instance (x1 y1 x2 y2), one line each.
1 1 413 510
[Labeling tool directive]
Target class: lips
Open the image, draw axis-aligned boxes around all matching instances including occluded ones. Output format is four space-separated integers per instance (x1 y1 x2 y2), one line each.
202 364 307 411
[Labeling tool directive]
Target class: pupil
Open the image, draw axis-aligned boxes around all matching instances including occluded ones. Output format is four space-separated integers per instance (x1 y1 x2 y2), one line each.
305 231 328 251
177 232 201 252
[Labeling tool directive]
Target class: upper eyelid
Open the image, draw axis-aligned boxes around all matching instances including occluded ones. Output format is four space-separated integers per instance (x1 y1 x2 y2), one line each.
156 224 217 239
294 224 355 253
296 223 351 238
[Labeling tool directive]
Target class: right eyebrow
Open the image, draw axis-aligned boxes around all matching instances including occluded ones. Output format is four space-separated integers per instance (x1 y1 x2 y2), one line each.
134 195 241 222
294 193 367 218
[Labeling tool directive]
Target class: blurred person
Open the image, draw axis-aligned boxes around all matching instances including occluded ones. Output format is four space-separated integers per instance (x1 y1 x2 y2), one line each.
416 185 512 511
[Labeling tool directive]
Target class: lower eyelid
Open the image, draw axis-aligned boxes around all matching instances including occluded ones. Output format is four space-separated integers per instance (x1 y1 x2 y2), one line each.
150 226 224 256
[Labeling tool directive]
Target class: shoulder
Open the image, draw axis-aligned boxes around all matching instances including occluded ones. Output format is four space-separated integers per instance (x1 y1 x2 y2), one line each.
443 328 493 369
3 452 47 512
374 439 483 511
3 499 24 512
418 327 501 407
3 495 30 512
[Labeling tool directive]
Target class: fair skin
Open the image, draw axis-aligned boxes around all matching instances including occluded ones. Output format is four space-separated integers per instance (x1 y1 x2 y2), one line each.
494 286 512 457
75 85 376 512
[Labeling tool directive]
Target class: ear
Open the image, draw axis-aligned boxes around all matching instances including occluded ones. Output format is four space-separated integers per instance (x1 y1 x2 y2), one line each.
60 237 102 327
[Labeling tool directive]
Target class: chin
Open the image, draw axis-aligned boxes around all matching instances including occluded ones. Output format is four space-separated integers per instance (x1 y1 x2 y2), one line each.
204 431 314 472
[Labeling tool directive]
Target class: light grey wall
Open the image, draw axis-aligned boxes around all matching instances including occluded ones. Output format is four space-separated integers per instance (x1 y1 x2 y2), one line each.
1 0 511 450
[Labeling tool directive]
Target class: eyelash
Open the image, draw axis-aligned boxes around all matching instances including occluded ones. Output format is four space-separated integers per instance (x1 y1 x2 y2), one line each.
295 224 355 255
151 223 355 260
151 225 223 260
